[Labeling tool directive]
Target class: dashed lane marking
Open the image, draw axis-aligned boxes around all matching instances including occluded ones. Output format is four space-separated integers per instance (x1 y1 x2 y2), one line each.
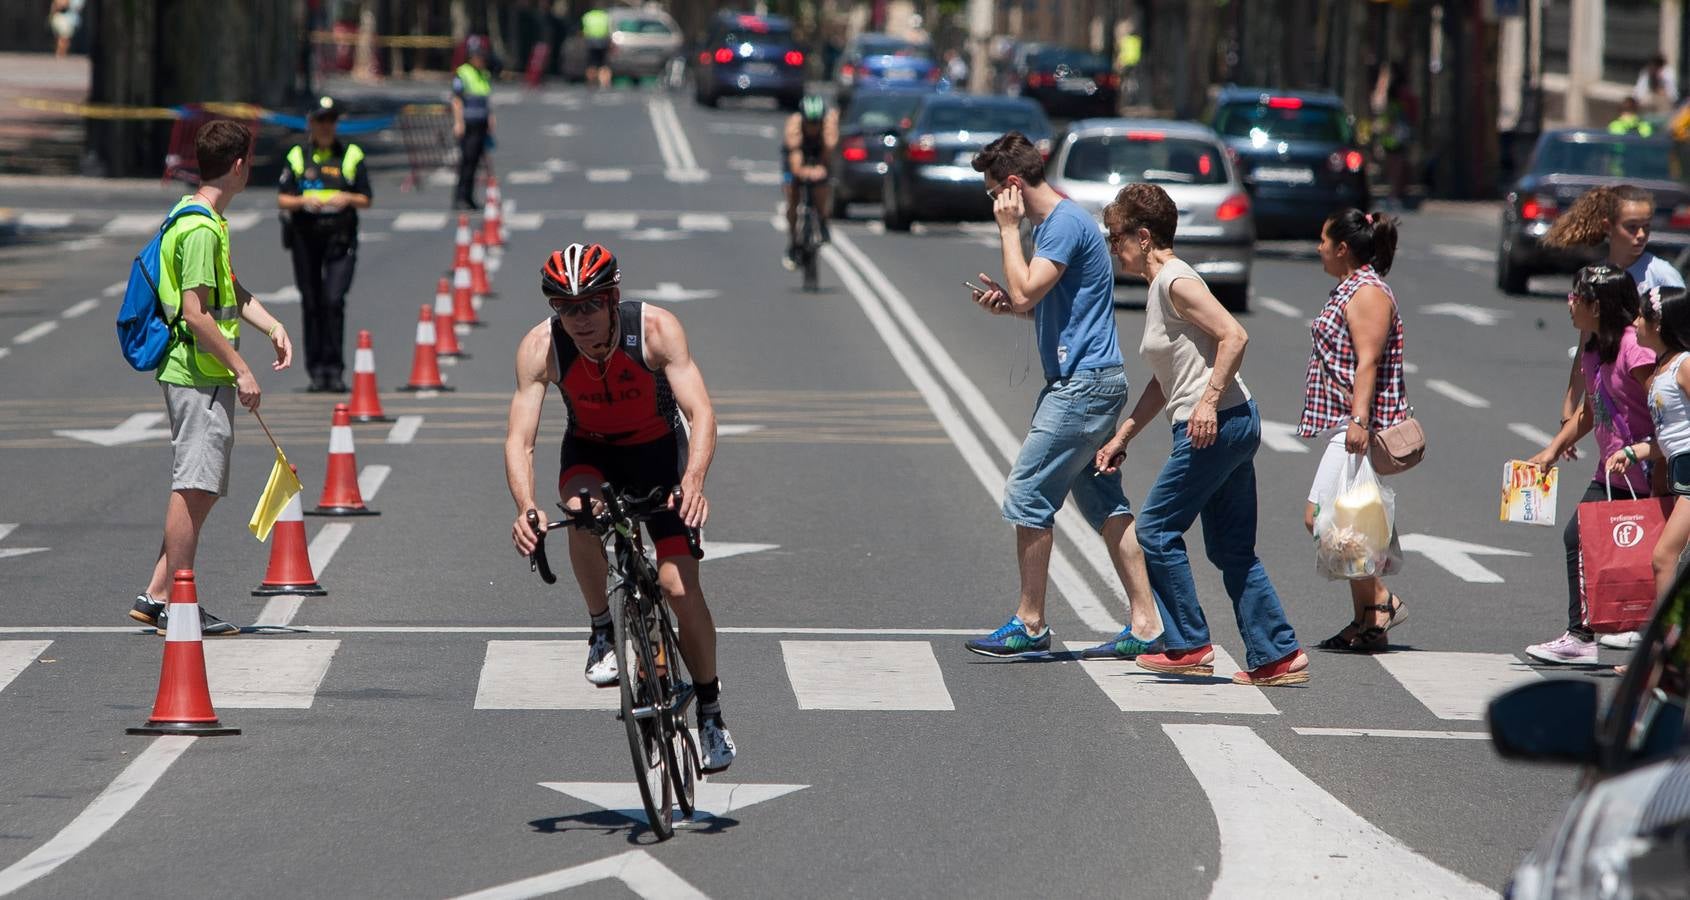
18 212 74 229
1293 728 1489 740
1424 379 1490 409
473 641 619 710
585 168 632 183
102 281 125 297
101 213 157 235
393 211 449 231
358 464 391 501
505 170 553 185
12 321 58 344
678 212 731 231
0 640 52 693
780 640 955 710
501 212 544 231
584 211 638 230
61 298 100 319
1375 651 1541 721
1069 643 1276 716
1256 297 1302 318
205 640 340 708
1507 422 1556 446
386 415 423 444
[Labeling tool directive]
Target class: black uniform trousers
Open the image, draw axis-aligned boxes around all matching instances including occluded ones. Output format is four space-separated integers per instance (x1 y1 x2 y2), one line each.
456 120 489 207
289 225 357 383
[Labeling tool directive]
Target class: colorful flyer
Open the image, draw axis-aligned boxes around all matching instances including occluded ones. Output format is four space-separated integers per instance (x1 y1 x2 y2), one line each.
1501 460 1559 527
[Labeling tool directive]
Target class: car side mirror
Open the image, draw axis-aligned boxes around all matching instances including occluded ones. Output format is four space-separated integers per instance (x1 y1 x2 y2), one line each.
1488 679 1599 766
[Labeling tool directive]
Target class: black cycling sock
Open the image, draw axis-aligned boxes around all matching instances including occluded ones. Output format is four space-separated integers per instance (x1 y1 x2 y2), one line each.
590 609 612 630
696 678 721 719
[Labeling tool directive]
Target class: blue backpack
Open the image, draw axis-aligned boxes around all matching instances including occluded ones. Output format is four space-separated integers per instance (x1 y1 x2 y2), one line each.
116 204 215 371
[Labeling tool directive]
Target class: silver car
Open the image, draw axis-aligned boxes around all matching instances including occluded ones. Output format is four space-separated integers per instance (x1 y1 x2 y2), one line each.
562 7 682 82
1047 119 1255 311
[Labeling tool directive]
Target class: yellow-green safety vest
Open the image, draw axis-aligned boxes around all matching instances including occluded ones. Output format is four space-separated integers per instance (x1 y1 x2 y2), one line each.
286 142 364 204
157 196 239 386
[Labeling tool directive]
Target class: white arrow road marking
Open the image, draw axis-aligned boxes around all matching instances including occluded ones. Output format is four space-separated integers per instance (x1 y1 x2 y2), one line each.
0 640 52 693
717 424 763 436
627 282 720 303
54 412 170 446
0 524 49 562
1399 533 1529 583
1507 422 1557 446
1256 297 1302 318
449 850 708 900
62 298 100 319
0 735 197 896
701 541 778 560
539 781 808 828
1165 724 1498 899
584 211 637 230
1424 379 1491 408
586 167 632 183
12 321 58 344
1422 302 1509 326
1258 420 1310 454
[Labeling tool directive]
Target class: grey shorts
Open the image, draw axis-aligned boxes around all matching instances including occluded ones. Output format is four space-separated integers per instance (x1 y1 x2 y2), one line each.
163 383 234 496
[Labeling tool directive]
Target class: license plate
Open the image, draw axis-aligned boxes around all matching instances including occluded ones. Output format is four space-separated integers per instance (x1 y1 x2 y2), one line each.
1254 166 1314 185
744 62 776 76
885 69 915 81
1060 79 1095 93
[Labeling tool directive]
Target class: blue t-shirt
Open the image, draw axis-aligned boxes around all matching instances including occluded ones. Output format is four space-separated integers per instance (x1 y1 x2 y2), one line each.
1031 199 1122 378
1628 252 1684 293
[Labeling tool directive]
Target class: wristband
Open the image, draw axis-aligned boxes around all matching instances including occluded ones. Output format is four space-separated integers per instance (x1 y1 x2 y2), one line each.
1624 445 1639 463
267 322 281 339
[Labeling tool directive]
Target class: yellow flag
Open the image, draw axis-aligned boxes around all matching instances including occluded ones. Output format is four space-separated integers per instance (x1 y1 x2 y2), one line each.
248 447 303 541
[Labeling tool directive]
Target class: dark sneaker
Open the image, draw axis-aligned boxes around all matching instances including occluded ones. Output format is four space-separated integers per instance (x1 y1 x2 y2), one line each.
584 626 618 687
128 593 164 627
964 615 1052 658
1079 628 1166 660
155 605 239 637
699 715 736 774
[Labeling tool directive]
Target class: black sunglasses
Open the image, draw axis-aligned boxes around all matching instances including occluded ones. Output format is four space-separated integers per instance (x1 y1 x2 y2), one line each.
547 293 611 317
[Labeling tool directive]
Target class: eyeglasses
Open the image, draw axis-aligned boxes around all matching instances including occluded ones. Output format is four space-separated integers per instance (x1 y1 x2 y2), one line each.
547 294 609 317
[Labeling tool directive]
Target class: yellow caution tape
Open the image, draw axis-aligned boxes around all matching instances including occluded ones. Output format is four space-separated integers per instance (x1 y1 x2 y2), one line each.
17 97 181 120
310 31 457 49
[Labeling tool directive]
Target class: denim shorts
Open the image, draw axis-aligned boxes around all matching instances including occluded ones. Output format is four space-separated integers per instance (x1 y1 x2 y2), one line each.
1002 365 1133 530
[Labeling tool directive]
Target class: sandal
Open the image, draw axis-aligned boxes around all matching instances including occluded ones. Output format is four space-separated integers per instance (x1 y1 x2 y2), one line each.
1343 597 1406 654
1316 621 1363 651
1375 595 1408 631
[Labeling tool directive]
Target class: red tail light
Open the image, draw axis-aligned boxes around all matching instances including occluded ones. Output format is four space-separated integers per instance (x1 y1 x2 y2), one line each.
713 48 734 65
1028 73 1055 88
906 138 939 164
1266 96 1303 109
1216 193 1251 222
927 67 942 82
784 50 804 67
1520 195 1558 221
698 51 711 65
1197 154 1213 176
1671 204 1690 229
1125 131 1165 141
1329 150 1365 173
842 136 869 163
840 63 856 82
1097 73 1120 89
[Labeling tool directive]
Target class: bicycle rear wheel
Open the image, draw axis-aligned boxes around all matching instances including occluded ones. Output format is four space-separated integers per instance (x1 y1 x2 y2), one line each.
801 206 821 292
614 585 675 839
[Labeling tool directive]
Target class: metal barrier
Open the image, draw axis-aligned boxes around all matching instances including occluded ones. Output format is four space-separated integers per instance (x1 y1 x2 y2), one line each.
396 104 456 191
162 104 259 185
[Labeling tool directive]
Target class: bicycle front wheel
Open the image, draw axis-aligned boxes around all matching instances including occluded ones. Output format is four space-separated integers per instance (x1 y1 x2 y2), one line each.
801 207 821 291
614 585 675 839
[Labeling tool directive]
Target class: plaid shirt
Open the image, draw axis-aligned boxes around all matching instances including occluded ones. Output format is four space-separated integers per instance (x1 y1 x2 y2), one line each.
1297 265 1409 436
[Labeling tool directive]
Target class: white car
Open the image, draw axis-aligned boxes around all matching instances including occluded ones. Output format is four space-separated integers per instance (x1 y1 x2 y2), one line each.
562 7 681 82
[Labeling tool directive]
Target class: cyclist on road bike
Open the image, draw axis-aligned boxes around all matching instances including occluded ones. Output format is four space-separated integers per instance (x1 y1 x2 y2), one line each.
781 94 838 270
504 242 736 773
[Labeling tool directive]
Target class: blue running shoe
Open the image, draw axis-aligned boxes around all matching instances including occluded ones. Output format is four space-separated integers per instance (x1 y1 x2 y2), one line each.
964 616 1052 658
1078 628 1166 660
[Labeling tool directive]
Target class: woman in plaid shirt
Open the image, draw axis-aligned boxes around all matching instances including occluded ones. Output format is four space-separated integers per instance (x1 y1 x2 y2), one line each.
1299 209 1409 654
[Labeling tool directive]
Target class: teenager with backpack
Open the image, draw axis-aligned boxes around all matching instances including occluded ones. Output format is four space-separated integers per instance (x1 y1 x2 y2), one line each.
126 120 293 635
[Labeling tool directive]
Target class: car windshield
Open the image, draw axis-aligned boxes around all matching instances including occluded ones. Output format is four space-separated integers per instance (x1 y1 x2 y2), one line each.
1531 138 1674 181
1064 136 1227 185
923 104 1043 135
846 94 924 131
861 38 928 58
1215 101 1349 143
1030 49 1106 70
616 18 673 35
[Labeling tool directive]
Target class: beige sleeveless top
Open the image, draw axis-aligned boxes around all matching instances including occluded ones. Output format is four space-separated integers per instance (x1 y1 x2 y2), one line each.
1140 258 1251 425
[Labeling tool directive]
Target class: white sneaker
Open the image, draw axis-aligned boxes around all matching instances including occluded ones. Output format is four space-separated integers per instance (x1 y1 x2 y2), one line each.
584 628 618 687
1598 631 1642 650
1525 631 1598 665
698 716 736 774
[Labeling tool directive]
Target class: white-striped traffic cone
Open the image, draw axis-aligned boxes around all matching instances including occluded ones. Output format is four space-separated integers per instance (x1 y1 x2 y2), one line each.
346 330 391 423
127 569 240 736
470 229 493 297
253 486 327 595
433 276 465 358
308 403 380 516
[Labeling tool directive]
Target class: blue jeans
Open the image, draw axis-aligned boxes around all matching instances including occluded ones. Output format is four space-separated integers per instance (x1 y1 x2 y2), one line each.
1137 401 1299 669
1002 366 1133 530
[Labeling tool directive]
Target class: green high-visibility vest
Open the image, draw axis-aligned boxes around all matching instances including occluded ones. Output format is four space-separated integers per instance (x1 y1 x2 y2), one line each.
157 196 239 386
286 143 364 204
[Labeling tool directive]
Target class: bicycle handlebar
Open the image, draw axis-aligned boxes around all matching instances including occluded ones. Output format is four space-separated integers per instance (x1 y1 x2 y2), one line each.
526 483 704 583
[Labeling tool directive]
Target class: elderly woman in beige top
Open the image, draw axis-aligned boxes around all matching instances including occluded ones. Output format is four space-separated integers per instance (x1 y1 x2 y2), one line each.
1091 183 1307 686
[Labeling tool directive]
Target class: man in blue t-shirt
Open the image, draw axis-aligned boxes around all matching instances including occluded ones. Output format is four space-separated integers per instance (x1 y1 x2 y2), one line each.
963 131 1163 659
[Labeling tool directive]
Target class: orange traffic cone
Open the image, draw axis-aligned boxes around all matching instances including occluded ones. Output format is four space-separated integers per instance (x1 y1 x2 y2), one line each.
452 254 483 327
485 179 505 248
453 213 471 267
127 569 240 736
346 330 391 424
253 479 326 595
433 276 465 359
470 229 493 297
399 305 454 392
308 403 381 516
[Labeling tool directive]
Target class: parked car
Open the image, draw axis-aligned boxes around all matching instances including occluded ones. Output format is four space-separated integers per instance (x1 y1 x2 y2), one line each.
1488 570 1690 899
1047 120 1254 310
881 94 1053 232
832 86 935 218
561 7 681 82
691 12 806 110
1209 87 1369 238
835 33 937 108
1496 129 1690 294
995 40 1048 93
1013 47 1119 120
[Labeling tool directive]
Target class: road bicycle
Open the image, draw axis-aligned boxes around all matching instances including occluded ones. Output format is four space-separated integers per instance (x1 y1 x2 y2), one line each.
528 485 702 839
793 177 824 292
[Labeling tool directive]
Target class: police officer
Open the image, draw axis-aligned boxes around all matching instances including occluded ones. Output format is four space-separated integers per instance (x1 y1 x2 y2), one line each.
277 96 371 393
452 35 495 211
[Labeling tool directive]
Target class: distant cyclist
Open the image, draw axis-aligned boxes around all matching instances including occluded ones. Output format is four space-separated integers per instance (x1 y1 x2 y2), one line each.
781 94 838 270
504 243 736 773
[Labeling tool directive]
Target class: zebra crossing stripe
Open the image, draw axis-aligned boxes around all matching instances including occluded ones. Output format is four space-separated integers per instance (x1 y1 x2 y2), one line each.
474 641 618 710
780 640 955 710
678 213 731 232
1375 652 1541 721
584 212 638 231
0 640 51 693
394 211 449 232
1067 643 1277 716
205 640 340 708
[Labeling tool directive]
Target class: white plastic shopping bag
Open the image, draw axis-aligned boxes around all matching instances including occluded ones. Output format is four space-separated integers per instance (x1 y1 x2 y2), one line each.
1314 452 1403 580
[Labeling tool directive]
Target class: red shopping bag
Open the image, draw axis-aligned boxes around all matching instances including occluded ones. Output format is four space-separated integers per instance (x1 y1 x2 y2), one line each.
1578 492 1674 633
